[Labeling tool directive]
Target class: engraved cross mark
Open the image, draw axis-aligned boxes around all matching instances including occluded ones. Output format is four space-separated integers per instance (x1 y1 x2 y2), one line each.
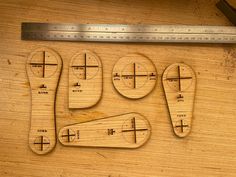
61 129 76 142
30 51 57 78
166 66 192 91
175 120 189 133
121 63 148 89
122 117 148 143
71 53 99 79
33 136 50 151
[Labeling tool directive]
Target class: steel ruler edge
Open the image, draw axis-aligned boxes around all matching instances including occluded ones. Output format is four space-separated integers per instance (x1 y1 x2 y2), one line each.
21 23 236 43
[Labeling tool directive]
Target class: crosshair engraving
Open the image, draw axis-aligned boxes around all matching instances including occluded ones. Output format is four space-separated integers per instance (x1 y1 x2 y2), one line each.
29 51 58 78
162 63 196 138
58 113 151 148
71 52 99 80
33 136 50 151
122 117 149 144
121 62 148 89
166 65 193 91
175 120 189 133
61 129 76 142
112 54 157 99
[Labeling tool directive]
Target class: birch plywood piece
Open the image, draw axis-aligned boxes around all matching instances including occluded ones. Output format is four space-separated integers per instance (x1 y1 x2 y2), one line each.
26 47 63 154
58 113 151 148
162 63 196 138
69 50 102 108
112 54 157 99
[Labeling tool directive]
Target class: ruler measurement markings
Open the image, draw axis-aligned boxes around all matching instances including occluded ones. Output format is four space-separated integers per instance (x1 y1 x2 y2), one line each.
22 33 236 37
22 23 236 33
22 23 236 43
22 29 236 35
23 36 236 43
22 33 236 38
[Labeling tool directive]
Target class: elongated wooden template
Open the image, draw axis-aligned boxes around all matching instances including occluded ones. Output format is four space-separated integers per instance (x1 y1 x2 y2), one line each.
162 63 196 138
58 113 151 148
26 47 62 154
69 50 102 108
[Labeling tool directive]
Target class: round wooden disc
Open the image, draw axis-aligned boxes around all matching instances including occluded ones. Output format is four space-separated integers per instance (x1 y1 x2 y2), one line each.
112 54 157 99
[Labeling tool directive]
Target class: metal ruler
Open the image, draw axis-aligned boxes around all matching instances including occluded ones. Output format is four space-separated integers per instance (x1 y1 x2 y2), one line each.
21 23 236 43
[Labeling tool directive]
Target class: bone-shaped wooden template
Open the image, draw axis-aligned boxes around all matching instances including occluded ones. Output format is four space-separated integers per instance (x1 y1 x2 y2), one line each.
112 53 157 99
162 63 196 138
59 113 151 148
26 47 62 154
69 50 102 108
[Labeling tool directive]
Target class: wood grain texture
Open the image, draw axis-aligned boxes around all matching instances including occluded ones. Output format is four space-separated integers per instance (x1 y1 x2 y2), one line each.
0 0 236 177
69 50 102 108
162 63 196 138
26 47 63 154
227 0 236 9
58 112 151 148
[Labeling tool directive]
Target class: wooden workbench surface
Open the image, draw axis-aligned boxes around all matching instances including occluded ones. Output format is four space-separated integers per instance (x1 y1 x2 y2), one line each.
0 0 236 176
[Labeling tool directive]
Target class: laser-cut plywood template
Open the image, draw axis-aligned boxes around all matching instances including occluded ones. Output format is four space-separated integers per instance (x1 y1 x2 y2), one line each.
58 113 151 148
69 50 102 108
112 54 157 99
26 47 62 154
162 63 196 138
